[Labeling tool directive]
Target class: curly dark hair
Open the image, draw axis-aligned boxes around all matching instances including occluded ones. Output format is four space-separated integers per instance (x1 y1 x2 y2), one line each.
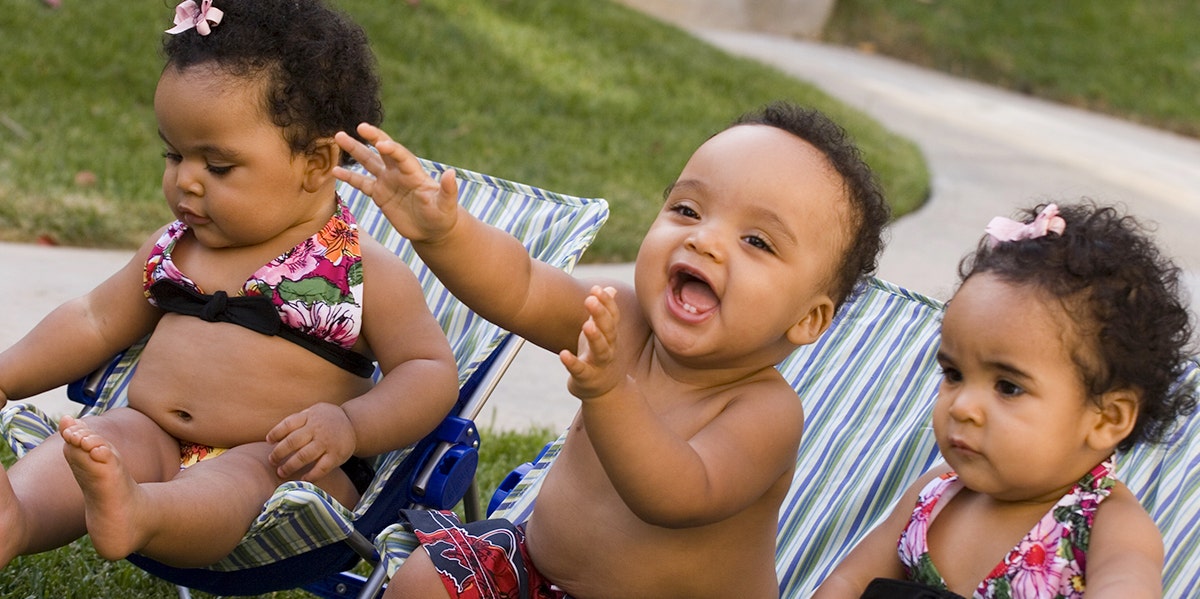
161 0 382 165
959 201 1196 450
732 101 890 311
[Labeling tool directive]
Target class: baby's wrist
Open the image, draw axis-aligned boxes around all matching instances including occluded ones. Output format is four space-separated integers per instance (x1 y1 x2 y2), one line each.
576 375 633 403
335 401 362 456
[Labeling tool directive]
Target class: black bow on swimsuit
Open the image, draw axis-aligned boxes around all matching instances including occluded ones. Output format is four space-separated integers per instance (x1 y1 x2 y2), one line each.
149 279 376 378
861 579 968 599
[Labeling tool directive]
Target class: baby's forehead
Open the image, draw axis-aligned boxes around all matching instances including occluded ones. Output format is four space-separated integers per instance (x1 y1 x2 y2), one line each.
699 124 824 161
685 124 853 229
688 126 844 197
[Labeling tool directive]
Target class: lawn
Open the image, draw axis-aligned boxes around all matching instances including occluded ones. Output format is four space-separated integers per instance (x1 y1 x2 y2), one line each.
0 0 929 261
824 0 1200 139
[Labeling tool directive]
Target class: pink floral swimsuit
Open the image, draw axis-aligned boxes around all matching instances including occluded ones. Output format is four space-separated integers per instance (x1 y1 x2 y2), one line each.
143 198 374 377
898 458 1116 599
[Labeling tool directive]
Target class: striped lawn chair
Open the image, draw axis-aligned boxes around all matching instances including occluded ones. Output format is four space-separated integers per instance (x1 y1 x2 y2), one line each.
379 277 1200 598
0 159 609 598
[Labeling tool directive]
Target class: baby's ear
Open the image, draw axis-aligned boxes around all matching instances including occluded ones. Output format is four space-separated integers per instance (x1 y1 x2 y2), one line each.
786 296 835 347
302 137 339 193
1087 388 1139 451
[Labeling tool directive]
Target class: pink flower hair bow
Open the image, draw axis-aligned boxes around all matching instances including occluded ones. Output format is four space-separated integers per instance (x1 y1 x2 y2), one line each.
985 203 1066 247
166 0 224 36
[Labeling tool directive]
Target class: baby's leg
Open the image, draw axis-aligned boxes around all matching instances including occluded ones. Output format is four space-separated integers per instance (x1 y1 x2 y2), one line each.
0 407 177 568
70 437 284 566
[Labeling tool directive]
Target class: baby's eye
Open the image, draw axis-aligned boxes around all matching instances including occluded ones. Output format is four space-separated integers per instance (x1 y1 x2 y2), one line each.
996 380 1024 397
939 366 963 384
162 151 182 163
669 204 699 219
206 164 233 176
743 235 775 253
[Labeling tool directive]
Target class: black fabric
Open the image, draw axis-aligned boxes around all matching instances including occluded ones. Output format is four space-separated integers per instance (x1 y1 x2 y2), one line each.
339 456 376 495
149 279 375 378
861 578 968 599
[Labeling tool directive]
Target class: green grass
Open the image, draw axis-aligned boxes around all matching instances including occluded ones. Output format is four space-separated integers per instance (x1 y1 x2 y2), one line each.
0 0 928 260
0 426 558 598
824 0 1200 138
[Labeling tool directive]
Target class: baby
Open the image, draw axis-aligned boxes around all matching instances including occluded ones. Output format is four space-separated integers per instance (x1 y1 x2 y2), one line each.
335 101 891 598
0 0 458 569
816 202 1195 598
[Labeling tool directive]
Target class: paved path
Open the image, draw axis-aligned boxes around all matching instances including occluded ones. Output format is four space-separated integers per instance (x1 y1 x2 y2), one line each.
694 29 1200 300
6 28 1200 434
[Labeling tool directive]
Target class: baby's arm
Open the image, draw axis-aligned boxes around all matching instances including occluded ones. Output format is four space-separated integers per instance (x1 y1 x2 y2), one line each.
1082 482 1163 598
566 285 805 527
266 237 459 482
813 467 946 598
333 124 593 353
583 374 805 527
0 235 163 405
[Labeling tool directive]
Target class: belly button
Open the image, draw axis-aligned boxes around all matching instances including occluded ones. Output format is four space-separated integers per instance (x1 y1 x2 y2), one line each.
176 410 192 422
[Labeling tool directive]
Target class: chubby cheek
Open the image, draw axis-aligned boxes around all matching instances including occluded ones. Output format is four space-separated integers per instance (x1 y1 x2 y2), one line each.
930 400 950 442
632 265 663 317
161 174 182 220
633 239 668 289
635 227 671 262
930 393 969 449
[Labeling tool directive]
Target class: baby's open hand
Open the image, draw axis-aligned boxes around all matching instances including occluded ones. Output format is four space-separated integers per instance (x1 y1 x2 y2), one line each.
266 402 356 483
560 286 623 400
333 123 460 243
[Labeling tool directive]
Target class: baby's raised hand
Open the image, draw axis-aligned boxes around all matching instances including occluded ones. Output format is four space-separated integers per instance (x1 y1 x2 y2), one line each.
333 123 460 243
560 286 624 400
266 402 356 483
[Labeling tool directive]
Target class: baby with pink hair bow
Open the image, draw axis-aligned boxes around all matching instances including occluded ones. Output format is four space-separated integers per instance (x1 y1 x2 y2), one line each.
817 201 1196 599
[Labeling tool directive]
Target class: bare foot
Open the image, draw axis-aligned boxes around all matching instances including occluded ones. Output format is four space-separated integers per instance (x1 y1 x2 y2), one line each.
0 462 28 568
60 416 152 560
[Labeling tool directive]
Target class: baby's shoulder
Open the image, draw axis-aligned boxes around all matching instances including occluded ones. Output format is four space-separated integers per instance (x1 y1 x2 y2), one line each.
1094 480 1154 528
710 374 806 440
1084 479 1164 591
357 234 420 285
731 367 804 403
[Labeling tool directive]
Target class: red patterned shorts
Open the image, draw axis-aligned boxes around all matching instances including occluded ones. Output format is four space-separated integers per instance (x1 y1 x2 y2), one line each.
404 509 570 599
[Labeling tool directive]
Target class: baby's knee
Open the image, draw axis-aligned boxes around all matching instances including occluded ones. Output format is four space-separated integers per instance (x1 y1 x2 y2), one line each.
384 547 451 599
75 408 179 479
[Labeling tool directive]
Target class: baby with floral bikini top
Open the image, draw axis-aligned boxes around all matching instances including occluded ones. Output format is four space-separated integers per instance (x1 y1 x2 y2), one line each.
816 201 1196 599
0 0 459 571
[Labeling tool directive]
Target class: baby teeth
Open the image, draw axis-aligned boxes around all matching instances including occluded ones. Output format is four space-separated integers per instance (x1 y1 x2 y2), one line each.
683 302 698 314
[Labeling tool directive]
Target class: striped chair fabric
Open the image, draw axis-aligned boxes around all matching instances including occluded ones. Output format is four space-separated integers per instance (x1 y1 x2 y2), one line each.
0 159 609 582
385 277 1200 598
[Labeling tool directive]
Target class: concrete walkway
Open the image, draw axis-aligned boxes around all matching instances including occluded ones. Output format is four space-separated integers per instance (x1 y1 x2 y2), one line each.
693 29 1200 300
6 26 1200 434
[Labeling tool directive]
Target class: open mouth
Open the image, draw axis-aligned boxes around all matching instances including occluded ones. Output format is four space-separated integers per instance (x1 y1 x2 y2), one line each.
670 265 719 317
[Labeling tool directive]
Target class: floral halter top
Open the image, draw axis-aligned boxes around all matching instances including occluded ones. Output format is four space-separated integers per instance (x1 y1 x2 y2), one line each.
143 198 373 377
898 458 1116 599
